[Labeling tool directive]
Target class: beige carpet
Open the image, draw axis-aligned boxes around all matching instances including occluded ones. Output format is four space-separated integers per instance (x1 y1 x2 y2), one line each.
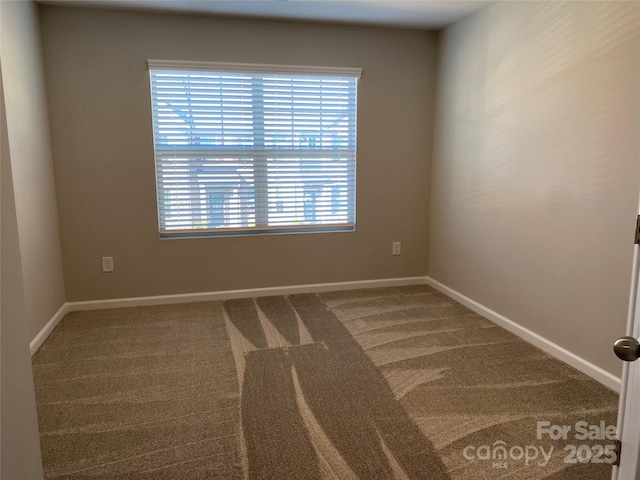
32 285 619 479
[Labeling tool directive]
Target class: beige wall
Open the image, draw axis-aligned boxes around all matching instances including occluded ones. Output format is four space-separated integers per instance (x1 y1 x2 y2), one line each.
1 65 45 480
430 1 640 375
39 6 437 302
2 0 66 340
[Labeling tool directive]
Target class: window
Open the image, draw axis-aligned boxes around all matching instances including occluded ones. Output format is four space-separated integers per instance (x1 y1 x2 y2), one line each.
148 60 361 238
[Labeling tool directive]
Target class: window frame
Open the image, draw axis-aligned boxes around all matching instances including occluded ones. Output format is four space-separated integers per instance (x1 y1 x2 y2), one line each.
147 60 362 239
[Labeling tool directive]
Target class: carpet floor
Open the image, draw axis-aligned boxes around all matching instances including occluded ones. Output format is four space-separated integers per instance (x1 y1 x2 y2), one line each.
32 285 619 479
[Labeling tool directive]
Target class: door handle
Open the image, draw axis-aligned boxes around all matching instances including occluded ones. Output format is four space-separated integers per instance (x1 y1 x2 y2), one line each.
614 336 640 362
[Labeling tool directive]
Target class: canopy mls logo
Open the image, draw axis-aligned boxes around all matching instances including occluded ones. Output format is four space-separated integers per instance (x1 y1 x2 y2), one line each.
463 420 618 470
463 441 553 469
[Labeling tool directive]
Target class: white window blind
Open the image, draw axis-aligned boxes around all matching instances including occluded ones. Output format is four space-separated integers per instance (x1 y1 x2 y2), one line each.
148 60 361 238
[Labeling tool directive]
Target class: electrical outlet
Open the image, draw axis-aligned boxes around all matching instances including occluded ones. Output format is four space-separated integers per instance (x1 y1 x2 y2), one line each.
392 242 401 256
102 256 114 273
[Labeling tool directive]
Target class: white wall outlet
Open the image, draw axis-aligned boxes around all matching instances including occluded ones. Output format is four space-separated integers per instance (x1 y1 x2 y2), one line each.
392 242 401 256
101 256 114 273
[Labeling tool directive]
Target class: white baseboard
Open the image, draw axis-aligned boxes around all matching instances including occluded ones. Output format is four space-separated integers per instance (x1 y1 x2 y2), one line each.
31 277 427 355
65 276 429 312
30 303 69 356
32 277 427 355
30 275 623 393
425 277 622 392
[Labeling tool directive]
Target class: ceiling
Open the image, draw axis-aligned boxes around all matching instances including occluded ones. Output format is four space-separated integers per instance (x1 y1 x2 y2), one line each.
36 0 492 29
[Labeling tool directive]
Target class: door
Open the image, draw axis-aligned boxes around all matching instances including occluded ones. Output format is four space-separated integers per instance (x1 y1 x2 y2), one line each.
613 210 640 480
